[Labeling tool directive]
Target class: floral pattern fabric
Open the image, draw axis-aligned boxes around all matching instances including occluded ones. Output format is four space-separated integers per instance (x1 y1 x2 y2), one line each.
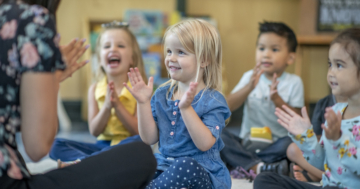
291 103 360 189
0 1 64 179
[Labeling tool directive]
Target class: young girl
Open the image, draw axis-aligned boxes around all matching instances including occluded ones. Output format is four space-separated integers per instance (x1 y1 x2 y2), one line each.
49 21 147 162
124 19 231 189
254 28 360 189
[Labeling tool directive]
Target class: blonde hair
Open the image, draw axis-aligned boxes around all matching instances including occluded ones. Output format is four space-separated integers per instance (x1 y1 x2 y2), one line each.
94 27 147 83
160 19 222 93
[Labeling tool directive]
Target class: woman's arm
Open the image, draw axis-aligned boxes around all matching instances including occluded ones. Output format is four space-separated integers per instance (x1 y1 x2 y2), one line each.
20 73 59 162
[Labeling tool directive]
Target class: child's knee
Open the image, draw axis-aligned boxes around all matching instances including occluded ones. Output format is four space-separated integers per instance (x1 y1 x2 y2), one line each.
286 142 301 160
172 157 202 171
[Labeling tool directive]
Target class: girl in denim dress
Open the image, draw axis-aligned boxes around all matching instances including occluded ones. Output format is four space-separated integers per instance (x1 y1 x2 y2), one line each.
124 19 231 189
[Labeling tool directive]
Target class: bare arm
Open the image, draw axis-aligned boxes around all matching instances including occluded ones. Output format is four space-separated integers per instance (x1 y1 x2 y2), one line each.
137 101 158 145
181 106 216 151
227 63 263 112
108 82 138 135
226 83 252 112
88 84 112 137
124 68 158 145
21 73 59 162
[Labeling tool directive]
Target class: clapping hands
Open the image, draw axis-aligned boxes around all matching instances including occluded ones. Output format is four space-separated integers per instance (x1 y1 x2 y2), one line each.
275 105 312 136
124 68 153 104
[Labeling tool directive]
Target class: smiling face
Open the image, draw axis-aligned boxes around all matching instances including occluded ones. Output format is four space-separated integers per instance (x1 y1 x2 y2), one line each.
99 29 133 77
164 33 199 84
327 43 360 98
256 32 295 79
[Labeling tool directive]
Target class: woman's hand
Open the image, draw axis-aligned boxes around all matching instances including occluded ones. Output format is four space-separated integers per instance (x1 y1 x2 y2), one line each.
124 67 153 104
56 38 89 82
179 82 198 109
275 105 312 136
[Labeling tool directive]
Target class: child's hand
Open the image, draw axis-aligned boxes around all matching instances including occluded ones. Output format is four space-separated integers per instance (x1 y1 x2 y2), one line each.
104 82 113 110
179 82 198 109
248 63 264 90
275 106 311 136
108 81 120 107
124 68 153 104
321 107 342 141
270 73 280 100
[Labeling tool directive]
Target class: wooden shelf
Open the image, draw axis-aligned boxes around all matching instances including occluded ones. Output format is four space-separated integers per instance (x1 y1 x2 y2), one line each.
298 35 336 45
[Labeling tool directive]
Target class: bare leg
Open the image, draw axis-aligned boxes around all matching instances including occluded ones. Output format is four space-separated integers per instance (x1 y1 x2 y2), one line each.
286 143 323 181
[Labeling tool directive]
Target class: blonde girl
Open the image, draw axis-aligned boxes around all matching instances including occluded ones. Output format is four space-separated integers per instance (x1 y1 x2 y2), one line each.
49 21 147 162
125 19 231 189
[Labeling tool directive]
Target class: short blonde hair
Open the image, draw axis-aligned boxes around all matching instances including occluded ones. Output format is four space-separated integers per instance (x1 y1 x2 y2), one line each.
94 27 147 83
161 19 222 92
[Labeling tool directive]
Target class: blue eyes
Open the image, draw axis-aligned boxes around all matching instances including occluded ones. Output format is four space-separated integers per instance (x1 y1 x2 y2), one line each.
166 50 185 55
103 45 125 49
328 62 343 68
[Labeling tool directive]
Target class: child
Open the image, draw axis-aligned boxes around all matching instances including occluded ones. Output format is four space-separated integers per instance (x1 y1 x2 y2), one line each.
221 21 304 177
124 19 231 189
255 28 360 189
49 21 147 162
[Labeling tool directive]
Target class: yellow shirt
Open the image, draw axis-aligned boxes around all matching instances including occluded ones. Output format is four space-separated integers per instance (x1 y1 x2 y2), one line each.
95 77 136 146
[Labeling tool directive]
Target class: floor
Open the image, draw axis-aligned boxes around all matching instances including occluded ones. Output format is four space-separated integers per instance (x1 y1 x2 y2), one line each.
17 122 253 189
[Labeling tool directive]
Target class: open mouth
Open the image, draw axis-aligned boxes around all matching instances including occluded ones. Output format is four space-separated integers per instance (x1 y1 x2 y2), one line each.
107 56 121 68
330 81 338 87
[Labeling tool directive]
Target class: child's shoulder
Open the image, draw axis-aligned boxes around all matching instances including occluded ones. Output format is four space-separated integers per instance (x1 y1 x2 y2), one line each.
201 89 228 106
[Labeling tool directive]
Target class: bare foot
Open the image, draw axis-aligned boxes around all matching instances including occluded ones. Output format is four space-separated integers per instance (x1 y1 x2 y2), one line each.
57 159 80 169
293 165 319 182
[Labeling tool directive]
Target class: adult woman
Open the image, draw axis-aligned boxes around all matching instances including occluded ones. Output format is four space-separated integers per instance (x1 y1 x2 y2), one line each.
0 0 156 188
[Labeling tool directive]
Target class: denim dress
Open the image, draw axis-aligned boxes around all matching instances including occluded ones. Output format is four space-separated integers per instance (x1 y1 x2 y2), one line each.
151 85 232 189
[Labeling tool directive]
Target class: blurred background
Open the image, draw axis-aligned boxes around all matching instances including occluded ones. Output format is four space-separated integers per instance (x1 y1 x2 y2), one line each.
55 0 360 130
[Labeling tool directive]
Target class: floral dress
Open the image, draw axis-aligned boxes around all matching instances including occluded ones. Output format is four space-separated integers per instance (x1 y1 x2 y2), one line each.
291 103 360 189
0 0 64 179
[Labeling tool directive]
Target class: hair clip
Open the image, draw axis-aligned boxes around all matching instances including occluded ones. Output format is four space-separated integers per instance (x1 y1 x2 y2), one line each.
101 21 129 28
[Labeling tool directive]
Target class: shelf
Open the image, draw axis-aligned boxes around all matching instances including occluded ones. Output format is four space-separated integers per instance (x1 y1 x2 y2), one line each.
298 35 336 45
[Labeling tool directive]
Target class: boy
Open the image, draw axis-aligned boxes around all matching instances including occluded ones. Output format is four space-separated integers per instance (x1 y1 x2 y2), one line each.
221 21 304 177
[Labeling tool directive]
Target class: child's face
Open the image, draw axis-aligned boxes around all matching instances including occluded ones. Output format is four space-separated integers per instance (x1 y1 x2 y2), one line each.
256 32 294 77
164 33 199 84
328 43 360 98
100 29 133 77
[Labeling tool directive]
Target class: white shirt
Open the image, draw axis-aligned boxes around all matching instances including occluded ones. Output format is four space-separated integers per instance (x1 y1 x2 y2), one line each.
232 70 304 139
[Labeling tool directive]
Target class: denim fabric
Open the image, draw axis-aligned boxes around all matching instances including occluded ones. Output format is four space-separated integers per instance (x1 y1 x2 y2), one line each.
150 85 231 189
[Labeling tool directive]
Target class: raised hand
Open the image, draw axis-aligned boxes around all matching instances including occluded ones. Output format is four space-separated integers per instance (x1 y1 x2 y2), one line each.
124 67 153 104
179 82 198 109
57 38 89 82
249 62 264 90
270 73 279 100
321 107 342 141
108 81 120 108
275 105 312 136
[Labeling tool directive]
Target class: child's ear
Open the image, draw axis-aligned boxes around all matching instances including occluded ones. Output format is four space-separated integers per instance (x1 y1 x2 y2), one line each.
287 52 296 65
200 61 209 68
